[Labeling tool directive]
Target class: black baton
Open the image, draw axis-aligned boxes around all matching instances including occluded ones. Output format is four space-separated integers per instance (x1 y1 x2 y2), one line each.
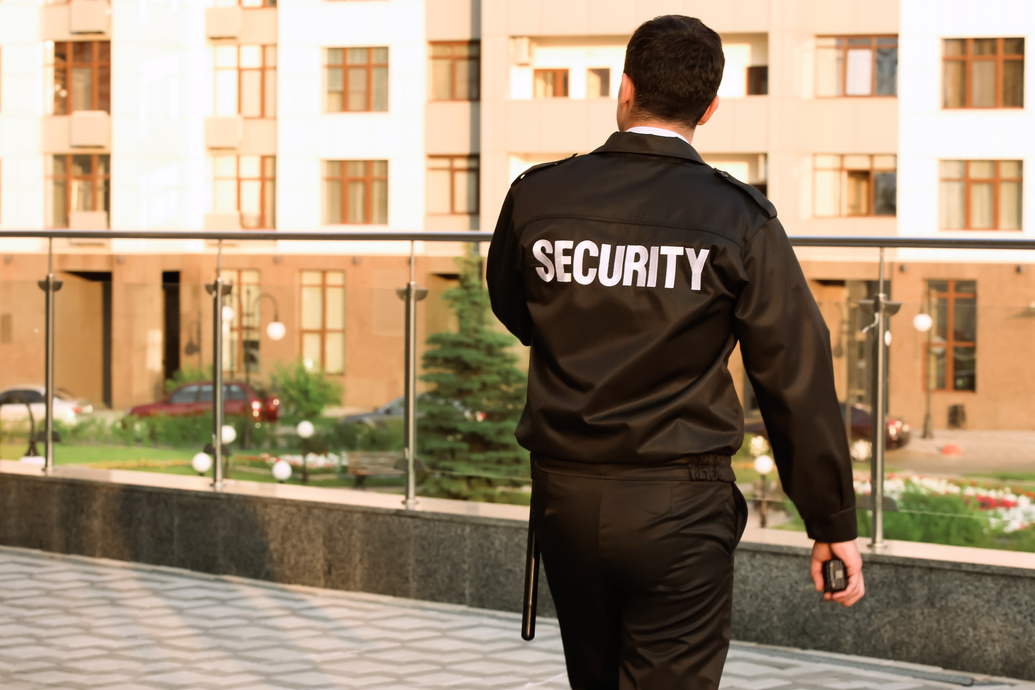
521 521 540 641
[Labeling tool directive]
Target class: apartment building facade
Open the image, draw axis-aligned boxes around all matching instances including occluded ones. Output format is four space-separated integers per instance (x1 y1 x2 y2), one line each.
1 0 1033 430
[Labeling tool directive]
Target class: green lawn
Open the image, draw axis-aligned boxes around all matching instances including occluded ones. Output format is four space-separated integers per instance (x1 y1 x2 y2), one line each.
1 442 403 489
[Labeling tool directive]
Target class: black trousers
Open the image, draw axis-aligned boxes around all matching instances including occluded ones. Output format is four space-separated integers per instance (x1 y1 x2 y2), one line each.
531 456 749 690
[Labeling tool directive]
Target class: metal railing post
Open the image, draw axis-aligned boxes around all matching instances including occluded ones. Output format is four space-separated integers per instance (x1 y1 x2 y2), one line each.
205 241 231 489
861 248 901 550
37 238 63 473
397 242 427 510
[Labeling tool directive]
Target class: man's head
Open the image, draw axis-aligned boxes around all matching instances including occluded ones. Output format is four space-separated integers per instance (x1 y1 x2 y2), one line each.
621 15 725 131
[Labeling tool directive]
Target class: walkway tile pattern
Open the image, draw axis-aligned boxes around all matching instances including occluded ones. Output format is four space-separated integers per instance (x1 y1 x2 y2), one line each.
1 547 1033 690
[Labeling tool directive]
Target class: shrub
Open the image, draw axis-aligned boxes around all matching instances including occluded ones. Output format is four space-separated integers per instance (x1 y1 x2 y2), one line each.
857 488 995 548
271 359 344 419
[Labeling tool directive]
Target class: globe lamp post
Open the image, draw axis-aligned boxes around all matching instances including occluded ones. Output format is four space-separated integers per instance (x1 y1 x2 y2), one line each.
913 311 934 439
753 454 775 528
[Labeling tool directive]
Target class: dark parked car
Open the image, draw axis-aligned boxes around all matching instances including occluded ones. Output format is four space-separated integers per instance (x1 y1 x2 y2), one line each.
744 402 910 463
128 382 280 422
340 395 484 428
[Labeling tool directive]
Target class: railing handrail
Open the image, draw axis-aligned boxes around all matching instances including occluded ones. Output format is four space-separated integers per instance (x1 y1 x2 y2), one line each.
1 229 1035 250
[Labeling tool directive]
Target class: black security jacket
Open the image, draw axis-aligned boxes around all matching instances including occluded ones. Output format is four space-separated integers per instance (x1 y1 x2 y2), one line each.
487 132 857 543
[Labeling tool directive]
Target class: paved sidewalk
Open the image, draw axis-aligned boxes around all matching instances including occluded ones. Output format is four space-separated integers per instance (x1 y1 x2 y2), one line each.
1 547 1032 690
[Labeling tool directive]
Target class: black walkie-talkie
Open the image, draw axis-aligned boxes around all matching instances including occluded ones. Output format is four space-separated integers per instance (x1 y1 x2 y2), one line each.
822 558 847 593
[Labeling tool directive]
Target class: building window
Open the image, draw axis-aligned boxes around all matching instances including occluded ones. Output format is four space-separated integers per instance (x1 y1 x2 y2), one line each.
926 280 976 392
746 65 768 95
430 41 479 101
214 155 276 229
534 69 569 98
427 156 478 215
215 45 277 118
46 154 110 228
586 68 610 98
940 160 1022 230
324 160 388 224
45 41 111 115
220 269 261 374
300 270 345 375
943 38 1024 108
816 36 897 97
326 47 389 112
814 155 897 217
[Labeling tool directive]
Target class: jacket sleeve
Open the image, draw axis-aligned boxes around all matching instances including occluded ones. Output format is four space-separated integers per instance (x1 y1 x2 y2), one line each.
733 219 858 543
486 190 532 346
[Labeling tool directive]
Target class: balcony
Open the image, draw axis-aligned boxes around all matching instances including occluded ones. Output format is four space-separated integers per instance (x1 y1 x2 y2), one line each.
205 5 277 43
41 112 111 151
40 0 110 40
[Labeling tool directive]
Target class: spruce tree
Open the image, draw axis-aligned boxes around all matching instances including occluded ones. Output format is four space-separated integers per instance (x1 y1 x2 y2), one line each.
418 245 528 501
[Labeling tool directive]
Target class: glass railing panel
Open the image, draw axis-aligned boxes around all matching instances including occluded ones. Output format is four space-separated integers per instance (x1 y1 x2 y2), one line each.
874 259 1035 553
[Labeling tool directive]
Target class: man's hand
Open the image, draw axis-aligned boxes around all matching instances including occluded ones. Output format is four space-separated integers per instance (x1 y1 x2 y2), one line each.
810 540 865 607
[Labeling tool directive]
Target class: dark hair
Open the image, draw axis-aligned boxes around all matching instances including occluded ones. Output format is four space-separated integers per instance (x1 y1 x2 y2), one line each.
623 15 725 128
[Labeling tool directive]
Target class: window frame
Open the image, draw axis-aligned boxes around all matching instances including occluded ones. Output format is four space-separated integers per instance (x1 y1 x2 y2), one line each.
815 35 898 98
220 269 261 375
325 47 389 112
213 155 276 229
47 153 111 229
323 160 388 225
533 68 570 98
427 155 479 215
429 41 480 101
942 37 1025 109
925 280 977 393
746 65 768 95
299 270 346 375
47 40 112 115
585 67 611 98
939 159 1023 230
214 44 277 119
813 154 897 218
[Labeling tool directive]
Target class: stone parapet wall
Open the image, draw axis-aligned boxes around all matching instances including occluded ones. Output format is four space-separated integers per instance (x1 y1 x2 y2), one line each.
1 468 1033 680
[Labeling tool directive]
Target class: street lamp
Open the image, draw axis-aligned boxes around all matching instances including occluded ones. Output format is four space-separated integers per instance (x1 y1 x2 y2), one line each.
296 420 314 484
241 292 286 449
913 309 934 440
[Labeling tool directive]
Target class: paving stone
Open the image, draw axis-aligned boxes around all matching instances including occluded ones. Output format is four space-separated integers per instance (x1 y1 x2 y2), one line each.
3 548 1035 690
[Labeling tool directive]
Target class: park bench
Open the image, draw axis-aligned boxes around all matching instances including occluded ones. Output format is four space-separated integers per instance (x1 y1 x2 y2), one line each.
347 451 426 488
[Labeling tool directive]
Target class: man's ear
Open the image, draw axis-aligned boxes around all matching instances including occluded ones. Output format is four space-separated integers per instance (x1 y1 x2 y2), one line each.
616 73 637 130
697 95 720 126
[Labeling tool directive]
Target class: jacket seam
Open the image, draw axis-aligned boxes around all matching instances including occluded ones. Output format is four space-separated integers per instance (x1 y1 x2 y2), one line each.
515 214 745 248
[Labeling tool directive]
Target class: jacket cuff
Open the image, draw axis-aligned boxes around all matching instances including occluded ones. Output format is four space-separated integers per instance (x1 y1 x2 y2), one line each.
804 507 858 543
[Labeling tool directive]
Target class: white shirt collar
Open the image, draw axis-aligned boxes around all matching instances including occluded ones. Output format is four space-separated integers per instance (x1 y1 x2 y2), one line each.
625 126 690 146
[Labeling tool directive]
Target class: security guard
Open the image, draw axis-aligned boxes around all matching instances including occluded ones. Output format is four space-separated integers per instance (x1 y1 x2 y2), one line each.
487 15 864 690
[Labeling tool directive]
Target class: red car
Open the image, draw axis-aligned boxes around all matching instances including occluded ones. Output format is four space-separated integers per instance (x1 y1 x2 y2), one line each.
128 381 280 422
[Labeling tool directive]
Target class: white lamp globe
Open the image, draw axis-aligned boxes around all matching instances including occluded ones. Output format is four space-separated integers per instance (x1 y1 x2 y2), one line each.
296 420 315 439
272 459 292 482
913 313 933 332
753 454 775 476
192 452 213 475
221 305 235 322
221 425 237 445
266 321 286 341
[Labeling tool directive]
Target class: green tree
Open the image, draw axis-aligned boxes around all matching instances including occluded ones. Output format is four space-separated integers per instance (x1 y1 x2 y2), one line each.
419 246 528 501
271 359 344 420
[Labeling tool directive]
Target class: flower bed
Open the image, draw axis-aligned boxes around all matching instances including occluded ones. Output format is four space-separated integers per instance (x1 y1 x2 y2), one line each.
855 475 1035 533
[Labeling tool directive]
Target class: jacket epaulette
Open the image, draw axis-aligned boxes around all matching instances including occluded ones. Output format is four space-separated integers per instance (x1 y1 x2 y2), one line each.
713 168 777 220
512 154 578 185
